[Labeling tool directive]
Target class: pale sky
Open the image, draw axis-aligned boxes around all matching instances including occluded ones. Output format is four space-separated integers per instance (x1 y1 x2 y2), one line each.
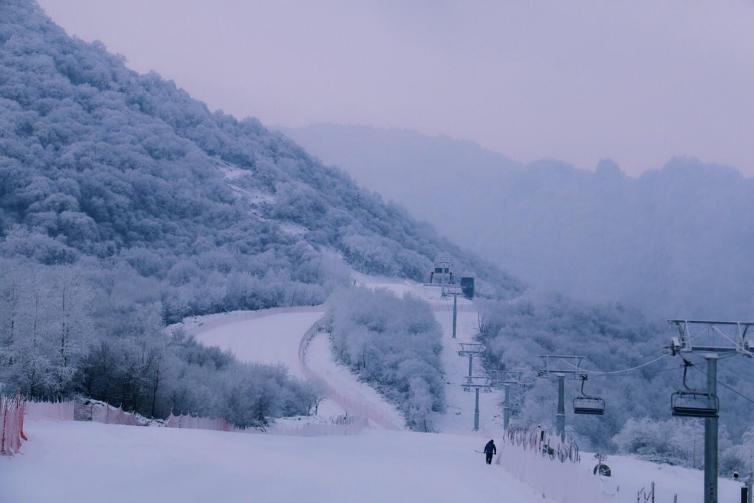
38 0 754 176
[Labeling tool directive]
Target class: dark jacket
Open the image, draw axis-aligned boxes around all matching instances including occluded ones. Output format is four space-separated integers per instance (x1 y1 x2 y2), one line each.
484 440 496 455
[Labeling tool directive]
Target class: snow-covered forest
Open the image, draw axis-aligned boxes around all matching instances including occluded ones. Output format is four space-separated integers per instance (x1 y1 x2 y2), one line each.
0 0 519 319
0 259 319 426
0 0 513 426
327 288 445 431
0 0 521 425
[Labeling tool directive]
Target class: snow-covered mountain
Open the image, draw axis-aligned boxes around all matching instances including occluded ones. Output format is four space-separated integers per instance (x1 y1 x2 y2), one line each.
0 0 520 324
284 123 754 319
0 0 519 429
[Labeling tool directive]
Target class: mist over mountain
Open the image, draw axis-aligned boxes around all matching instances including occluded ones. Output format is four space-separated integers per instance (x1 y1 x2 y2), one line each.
284 124 754 319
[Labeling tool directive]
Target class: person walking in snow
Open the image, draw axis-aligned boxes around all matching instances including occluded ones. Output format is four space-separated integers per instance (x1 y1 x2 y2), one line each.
483 439 496 465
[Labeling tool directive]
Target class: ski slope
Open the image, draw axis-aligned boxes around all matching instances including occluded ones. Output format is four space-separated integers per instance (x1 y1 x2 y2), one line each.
303 327 405 429
182 303 405 429
180 274 501 434
4 417 743 503
183 306 324 379
353 273 503 433
1 419 555 503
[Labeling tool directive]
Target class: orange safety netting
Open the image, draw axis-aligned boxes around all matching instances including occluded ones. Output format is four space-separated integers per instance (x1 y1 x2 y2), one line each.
1 395 27 455
165 413 236 432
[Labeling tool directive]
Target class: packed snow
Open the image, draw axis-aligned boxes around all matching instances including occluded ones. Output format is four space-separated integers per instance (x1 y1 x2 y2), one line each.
2 420 554 503
184 306 324 379
3 418 743 503
304 328 405 430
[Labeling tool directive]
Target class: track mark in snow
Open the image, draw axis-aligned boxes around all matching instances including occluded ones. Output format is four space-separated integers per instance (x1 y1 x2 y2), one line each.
300 324 405 430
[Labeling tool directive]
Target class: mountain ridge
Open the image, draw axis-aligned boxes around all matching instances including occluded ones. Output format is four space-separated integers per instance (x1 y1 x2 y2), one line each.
283 123 754 318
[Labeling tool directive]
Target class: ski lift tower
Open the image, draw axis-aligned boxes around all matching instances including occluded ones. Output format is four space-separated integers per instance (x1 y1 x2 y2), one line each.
537 355 586 441
458 343 487 431
489 369 525 430
667 320 754 503
446 285 463 339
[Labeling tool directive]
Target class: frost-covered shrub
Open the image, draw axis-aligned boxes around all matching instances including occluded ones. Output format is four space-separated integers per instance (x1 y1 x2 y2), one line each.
0 259 319 427
612 418 707 468
720 427 754 476
328 288 445 431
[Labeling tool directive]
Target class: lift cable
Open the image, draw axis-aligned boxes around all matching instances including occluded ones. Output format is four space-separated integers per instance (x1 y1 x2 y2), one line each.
687 363 754 407
562 353 668 376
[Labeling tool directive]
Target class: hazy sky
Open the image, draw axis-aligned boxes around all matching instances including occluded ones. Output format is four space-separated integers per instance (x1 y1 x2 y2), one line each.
38 0 754 176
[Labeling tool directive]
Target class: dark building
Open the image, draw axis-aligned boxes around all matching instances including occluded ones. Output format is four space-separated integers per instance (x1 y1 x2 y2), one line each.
460 277 475 300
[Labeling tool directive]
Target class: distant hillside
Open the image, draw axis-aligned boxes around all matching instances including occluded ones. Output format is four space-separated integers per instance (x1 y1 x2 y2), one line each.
0 0 525 425
0 0 521 325
284 124 754 319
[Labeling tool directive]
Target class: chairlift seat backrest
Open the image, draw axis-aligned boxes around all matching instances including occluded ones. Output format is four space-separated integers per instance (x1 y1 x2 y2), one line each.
671 391 719 418
573 397 605 415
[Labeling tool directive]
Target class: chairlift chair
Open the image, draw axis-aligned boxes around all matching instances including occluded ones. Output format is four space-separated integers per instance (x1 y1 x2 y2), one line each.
671 391 719 418
574 397 606 415
670 360 719 418
573 374 606 415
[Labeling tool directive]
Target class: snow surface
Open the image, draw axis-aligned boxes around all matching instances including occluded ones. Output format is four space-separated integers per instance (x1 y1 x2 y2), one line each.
185 306 323 379
304 328 405 429
1 420 553 503
3 419 742 503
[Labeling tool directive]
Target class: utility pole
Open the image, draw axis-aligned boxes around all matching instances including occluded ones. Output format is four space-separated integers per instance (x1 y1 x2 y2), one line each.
668 320 754 503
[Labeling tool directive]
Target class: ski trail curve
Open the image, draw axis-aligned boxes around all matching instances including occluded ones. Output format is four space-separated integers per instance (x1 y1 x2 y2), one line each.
299 318 405 431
